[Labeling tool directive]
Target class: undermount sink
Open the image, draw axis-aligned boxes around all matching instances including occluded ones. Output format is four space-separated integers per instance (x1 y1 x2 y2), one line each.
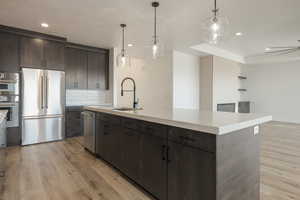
113 107 143 111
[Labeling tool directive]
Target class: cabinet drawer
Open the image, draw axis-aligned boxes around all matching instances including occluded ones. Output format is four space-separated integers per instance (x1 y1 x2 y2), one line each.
122 118 139 130
168 128 216 153
141 121 167 139
97 113 121 125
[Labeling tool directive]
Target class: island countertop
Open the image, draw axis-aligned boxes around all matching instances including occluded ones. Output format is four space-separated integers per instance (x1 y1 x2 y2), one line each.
84 106 272 135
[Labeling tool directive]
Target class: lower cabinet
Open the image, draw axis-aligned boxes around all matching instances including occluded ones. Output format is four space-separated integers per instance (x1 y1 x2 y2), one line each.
95 112 216 200
139 132 167 200
120 128 141 181
102 121 122 167
167 141 215 200
65 107 83 138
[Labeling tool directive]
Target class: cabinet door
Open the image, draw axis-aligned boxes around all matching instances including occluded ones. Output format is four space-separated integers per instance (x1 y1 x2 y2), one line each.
95 117 104 157
0 32 19 72
167 141 216 200
120 128 141 181
65 111 82 137
140 133 167 200
87 51 108 90
102 122 121 167
65 48 87 89
20 37 44 68
44 40 65 71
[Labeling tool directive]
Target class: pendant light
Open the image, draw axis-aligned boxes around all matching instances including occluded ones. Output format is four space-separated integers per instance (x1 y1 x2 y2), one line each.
152 1 161 59
202 0 228 44
117 24 130 67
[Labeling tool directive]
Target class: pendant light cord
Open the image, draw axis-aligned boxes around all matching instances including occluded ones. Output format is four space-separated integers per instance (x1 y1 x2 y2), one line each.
154 6 157 44
122 27 125 55
213 0 218 18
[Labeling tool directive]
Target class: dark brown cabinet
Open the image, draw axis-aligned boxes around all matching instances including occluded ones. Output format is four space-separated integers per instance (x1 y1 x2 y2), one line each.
87 51 108 90
65 47 87 89
65 107 83 138
102 121 122 167
167 141 215 200
140 131 167 200
20 36 65 70
44 40 65 70
65 46 109 90
20 37 44 68
0 32 19 72
94 113 216 200
120 128 141 182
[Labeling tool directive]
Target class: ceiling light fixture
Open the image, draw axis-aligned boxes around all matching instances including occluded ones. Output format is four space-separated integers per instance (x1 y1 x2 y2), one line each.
128 44 133 47
117 24 130 67
265 47 271 51
152 1 161 59
41 23 49 28
202 0 228 44
235 32 242 36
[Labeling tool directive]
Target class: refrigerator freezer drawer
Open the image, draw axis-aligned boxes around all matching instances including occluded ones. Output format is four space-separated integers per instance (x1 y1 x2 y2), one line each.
22 116 64 146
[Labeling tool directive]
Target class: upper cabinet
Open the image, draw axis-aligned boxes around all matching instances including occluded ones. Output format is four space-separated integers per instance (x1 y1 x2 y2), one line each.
20 37 65 70
65 47 88 89
43 40 65 70
65 44 109 90
0 32 19 72
87 51 108 90
20 37 44 68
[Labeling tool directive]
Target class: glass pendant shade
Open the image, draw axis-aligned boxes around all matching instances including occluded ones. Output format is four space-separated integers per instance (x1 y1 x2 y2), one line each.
117 51 131 67
202 15 228 44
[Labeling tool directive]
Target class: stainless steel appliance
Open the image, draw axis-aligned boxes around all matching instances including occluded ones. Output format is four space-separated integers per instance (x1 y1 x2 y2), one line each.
82 111 96 153
0 72 19 127
21 68 65 145
0 117 7 148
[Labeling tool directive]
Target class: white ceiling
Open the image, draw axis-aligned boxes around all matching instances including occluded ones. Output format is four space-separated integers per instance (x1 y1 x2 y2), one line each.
0 0 300 60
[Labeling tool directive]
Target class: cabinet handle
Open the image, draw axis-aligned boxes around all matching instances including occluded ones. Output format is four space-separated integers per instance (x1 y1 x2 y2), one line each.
179 136 196 142
124 131 134 136
161 145 166 161
103 132 109 135
104 124 109 129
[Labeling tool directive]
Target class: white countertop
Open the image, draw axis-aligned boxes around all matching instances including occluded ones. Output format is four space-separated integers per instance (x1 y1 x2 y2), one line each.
0 110 8 123
85 106 272 135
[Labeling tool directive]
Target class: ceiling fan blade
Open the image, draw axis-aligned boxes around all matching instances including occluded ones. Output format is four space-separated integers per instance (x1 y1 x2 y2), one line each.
268 46 299 49
266 48 300 56
265 48 297 54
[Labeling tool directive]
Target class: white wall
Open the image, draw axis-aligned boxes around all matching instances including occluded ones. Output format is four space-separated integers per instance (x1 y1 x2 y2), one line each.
199 56 213 111
173 51 200 109
213 56 242 111
242 60 300 123
114 49 173 110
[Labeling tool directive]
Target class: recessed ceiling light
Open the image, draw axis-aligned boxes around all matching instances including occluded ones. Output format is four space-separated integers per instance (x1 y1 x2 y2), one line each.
41 23 49 28
265 47 271 51
235 32 243 36
128 44 133 47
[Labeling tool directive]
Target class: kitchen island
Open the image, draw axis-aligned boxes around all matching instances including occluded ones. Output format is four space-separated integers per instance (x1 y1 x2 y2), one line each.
84 106 272 200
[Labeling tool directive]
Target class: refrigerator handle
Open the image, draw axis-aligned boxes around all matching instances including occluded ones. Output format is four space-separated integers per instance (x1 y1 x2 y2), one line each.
45 75 49 109
40 75 44 109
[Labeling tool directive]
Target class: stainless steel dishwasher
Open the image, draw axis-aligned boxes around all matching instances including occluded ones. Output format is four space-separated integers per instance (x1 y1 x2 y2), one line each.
82 111 96 153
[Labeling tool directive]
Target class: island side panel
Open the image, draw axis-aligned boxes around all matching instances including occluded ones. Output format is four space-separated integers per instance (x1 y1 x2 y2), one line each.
216 126 261 200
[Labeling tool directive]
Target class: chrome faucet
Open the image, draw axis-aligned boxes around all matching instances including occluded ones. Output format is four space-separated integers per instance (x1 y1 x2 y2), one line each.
121 77 138 109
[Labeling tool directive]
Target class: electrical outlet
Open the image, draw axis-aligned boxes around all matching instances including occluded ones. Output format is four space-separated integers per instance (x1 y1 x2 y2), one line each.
254 126 259 135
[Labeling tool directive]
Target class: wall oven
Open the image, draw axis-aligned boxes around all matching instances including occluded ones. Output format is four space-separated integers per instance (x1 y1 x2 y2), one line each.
0 72 19 127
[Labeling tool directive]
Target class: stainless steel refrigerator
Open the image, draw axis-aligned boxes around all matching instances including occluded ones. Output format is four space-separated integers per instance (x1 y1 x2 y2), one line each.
21 68 65 145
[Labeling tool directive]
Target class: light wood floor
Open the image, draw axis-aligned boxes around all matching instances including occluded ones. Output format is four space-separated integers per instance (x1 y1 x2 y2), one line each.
0 121 299 200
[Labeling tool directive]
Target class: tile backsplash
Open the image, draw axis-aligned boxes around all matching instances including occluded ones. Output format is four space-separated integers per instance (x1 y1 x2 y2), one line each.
66 89 113 106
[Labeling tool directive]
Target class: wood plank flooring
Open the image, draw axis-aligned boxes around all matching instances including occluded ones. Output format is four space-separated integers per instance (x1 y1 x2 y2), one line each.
0 121 299 200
